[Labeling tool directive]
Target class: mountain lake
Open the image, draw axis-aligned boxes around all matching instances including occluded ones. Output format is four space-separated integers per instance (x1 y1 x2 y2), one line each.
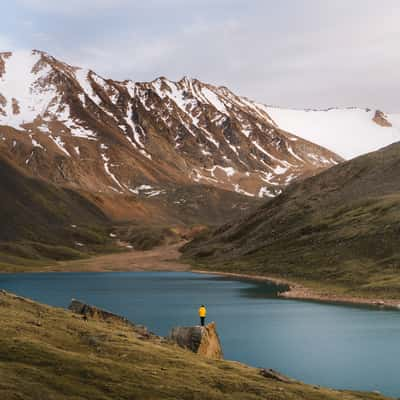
1 271 399 397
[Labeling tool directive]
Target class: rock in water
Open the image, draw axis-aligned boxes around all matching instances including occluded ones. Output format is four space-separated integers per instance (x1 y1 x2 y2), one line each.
168 322 223 360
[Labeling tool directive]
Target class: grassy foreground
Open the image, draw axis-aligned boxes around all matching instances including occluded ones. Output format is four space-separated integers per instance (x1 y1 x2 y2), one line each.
0 290 390 400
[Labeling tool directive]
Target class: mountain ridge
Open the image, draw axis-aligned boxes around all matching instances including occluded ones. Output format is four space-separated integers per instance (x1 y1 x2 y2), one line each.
0 49 342 202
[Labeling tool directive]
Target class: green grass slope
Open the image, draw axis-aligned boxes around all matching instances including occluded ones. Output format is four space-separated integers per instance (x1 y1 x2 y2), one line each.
0 156 114 269
183 142 400 298
0 291 388 400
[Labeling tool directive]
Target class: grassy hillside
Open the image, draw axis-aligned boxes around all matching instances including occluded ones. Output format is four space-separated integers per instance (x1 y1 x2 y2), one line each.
0 155 116 269
183 142 400 299
0 154 259 270
0 290 388 400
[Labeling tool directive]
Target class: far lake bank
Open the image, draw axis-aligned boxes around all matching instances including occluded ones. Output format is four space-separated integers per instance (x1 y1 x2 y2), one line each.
2 243 400 310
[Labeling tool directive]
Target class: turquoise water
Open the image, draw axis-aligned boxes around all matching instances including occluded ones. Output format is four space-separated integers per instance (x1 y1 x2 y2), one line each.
1 271 399 397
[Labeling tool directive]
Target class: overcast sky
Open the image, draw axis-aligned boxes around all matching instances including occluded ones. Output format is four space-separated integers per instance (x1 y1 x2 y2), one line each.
2 0 400 111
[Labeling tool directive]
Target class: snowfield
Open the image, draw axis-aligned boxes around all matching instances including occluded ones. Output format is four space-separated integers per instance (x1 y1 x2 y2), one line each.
0 51 57 129
266 107 400 159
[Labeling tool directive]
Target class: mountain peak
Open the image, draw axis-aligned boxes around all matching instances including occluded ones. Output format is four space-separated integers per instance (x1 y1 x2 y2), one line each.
0 49 342 203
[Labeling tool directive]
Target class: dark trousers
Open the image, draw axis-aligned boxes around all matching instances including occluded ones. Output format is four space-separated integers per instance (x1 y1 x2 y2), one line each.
200 317 205 326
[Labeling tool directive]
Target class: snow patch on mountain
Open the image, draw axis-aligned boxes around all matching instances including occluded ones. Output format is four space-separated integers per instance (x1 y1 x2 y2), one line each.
0 51 57 129
129 184 166 197
101 153 124 191
200 87 228 114
50 135 70 157
266 107 400 159
233 184 254 197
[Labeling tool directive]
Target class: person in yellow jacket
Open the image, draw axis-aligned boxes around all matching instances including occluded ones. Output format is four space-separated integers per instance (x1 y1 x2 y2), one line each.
198 304 207 326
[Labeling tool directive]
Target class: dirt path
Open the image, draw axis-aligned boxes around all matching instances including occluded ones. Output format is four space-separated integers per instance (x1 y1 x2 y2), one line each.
43 242 190 273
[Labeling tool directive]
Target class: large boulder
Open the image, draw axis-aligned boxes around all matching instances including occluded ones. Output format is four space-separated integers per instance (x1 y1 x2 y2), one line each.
168 322 223 360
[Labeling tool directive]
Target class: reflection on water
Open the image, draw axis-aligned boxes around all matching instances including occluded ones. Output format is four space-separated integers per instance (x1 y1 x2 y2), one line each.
0 271 399 397
236 279 289 298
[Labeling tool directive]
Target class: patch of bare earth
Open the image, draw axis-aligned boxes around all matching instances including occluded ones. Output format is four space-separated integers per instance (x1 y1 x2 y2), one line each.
44 242 190 272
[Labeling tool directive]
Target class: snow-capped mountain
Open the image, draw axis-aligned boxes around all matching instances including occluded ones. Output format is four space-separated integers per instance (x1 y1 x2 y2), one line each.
266 107 400 159
0 50 341 202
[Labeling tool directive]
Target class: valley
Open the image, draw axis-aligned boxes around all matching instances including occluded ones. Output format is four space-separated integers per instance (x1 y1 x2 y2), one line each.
2 3 400 400
0 46 399 400
2 49 400 303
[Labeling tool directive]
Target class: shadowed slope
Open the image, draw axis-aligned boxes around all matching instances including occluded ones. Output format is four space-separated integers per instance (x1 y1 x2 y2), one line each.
0 155 113 266
183 142 400 298
0 155 108 241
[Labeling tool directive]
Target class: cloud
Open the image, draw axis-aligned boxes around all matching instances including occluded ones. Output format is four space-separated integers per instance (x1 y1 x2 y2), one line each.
15 0 200 16
0 34 15 51
16 0 133 14
6 1 400 111
60 2 400 112
66 19 238 77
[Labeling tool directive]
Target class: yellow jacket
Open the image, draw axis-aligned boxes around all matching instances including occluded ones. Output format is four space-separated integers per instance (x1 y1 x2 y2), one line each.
198 306 207 317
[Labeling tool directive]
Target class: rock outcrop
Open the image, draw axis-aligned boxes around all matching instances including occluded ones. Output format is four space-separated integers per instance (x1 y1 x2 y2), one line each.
69 299 132 324
168 322 223 360
259 368 296 383
69 299 152 339
373 110 392 127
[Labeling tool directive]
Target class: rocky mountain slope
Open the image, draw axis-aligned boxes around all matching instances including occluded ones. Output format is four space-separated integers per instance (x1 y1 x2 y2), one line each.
0 290 389 400
266 106 400 159
0 50 341 207
183 142 400 298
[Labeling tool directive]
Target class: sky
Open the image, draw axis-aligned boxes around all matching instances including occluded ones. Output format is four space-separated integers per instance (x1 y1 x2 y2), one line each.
2 0 400 112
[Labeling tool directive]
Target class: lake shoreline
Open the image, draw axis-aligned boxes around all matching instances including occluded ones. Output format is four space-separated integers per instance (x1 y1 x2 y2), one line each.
192 269 400 311
0 290 392 400
3 242 400 311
